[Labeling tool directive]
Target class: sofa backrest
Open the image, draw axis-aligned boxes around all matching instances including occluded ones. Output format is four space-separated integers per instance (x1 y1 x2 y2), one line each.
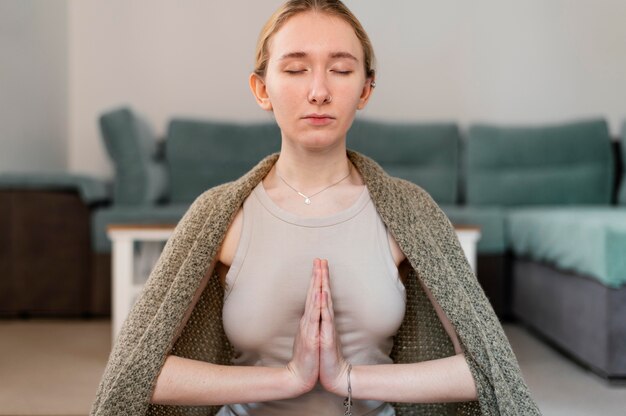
347 119 460 204
99 108 168 206
466 119 614 206
166 119 281 203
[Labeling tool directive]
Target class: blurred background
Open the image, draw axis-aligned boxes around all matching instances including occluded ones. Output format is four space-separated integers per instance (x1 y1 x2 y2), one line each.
1 1 626 415
3 0 626 176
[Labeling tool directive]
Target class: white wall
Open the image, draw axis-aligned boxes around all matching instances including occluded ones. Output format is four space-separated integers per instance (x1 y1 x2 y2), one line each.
68 0 285 179
65 1 626 178
352 1 626 126
0 0 68 173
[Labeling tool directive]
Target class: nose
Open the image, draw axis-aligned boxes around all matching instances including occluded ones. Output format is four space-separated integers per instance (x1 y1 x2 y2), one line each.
307 72 332 105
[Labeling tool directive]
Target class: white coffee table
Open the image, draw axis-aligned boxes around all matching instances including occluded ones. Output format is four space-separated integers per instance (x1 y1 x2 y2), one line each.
454 225 482 273
108 223 481 342
107 224 175 341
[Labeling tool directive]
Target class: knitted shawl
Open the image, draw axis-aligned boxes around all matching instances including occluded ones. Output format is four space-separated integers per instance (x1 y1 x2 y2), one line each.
91 151 540 416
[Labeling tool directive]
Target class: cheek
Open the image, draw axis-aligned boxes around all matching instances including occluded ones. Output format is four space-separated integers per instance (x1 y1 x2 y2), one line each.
266 83 301 130
336 82 366 108
267 80 302 108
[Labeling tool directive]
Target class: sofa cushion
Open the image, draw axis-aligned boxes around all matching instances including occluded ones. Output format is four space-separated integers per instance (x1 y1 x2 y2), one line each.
619 120 626 205
91 204 190 253
99 107 168 206
348 120 460 205
440 205 506 254
507 207 626 288
467 119 613 206
166 119 281 203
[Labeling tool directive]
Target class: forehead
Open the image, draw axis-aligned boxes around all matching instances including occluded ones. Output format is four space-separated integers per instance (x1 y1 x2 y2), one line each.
268 11 363 61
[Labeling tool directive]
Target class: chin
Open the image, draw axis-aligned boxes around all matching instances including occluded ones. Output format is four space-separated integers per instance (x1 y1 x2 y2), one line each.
281 128 347 151
297 134 346 151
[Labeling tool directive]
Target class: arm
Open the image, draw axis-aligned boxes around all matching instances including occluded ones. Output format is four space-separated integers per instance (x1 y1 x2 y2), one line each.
150 261 308 405
319 259 478 403
349 266 477 403
151 244 323 405
344 354 477 403
151 356 303 406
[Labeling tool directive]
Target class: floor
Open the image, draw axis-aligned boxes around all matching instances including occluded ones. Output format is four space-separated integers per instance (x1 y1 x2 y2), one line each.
0 320 624 415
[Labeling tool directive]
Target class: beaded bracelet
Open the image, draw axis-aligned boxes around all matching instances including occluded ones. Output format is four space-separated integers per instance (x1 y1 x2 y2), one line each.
343 363 353 416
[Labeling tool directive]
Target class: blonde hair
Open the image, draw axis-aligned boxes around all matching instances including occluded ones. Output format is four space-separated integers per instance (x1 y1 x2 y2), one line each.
254 0 376 79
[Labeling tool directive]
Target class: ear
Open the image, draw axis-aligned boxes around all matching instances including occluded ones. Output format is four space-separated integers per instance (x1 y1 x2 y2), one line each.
249 73 273 111
356 76 376 110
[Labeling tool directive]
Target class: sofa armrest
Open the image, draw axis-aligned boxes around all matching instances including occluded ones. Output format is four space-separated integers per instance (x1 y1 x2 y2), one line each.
0 173 111 206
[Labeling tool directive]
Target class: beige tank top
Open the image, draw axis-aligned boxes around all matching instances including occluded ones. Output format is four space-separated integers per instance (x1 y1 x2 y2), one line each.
219 182 406 416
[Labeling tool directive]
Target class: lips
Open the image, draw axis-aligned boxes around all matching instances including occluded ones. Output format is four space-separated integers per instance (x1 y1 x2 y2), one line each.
302 114 335 126
303 113 335 120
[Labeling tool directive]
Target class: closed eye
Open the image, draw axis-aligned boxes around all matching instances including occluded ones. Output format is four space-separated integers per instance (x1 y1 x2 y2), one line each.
331 70 353 75
285 70 306 74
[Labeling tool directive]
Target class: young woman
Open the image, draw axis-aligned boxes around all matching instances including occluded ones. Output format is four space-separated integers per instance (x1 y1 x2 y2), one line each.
92 1 539 415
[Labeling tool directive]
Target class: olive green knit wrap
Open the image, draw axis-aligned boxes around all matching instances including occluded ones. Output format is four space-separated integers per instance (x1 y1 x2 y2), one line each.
91 151 540 416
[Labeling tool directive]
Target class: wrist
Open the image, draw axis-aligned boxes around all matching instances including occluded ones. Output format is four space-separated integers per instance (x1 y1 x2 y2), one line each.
327 362 352 397
284 363 316 398
342 363 353 414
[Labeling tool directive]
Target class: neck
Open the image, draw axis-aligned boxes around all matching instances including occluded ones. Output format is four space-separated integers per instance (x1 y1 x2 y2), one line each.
273 140 351 192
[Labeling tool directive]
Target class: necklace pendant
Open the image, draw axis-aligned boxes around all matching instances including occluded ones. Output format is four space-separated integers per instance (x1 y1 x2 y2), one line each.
276 165 352 207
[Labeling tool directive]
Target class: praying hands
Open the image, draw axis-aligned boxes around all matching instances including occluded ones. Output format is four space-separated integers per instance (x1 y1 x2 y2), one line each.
151 259 477 407
287 258 351 397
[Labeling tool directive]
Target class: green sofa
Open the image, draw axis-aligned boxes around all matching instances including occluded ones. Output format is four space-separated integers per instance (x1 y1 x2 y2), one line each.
464 119 625 379
92 110 466 253
93 107 626 379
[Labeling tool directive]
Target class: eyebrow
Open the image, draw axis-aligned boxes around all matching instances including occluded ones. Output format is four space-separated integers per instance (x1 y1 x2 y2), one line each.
279 51 359 61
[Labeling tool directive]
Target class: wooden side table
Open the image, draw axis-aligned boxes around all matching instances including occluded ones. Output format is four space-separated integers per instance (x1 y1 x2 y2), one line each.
108 224 481 342
0 190 91 317
0 173 109 317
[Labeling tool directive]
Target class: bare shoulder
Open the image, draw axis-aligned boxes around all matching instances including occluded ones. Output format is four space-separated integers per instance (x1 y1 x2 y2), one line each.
386 231 406 267
215 207 243 284
219 207 243 266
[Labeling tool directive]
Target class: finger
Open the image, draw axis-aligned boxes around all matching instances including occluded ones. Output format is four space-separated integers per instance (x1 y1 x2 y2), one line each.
314 258 323 293
314 259 322 311
307 278 323 329
321 259 334 319
321 291 335 334
321 290 332 323
309 291 322 337
303 259 321 319
320 290 343 357
321 259 328 295
299 291 321 348
320 291 330 338
306 258 320 297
